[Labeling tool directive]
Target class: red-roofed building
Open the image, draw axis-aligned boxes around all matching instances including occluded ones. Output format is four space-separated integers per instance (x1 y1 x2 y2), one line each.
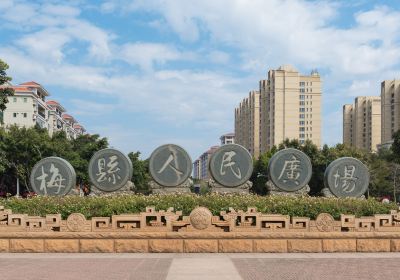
1 81 50 129
2 82 87 139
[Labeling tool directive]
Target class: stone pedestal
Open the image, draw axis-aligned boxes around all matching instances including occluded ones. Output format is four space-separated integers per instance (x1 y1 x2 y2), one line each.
321 187 335 197
89 181 136 196
149 179 193 194
321 187 366 199
266 181 310 196
208 179 252 194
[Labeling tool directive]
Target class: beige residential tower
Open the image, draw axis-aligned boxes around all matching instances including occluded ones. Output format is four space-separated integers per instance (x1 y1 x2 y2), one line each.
234 90 260 158
259 65 322 154
343 96 381 152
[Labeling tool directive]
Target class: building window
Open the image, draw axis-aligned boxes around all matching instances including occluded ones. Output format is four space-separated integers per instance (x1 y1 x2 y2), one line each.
300 101 305 105
300 88 305 93
299 133 305 138
299 114 305 119
23 113 27 118
13 97 17 102
299 82 305 87
299 121 305 125
13 113 17 117
300 108 305 112
300 95 305 100
23 98 27 103
299 127 305 132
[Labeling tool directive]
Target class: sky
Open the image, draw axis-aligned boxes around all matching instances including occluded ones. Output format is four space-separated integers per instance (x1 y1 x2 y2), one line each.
1 0 400 160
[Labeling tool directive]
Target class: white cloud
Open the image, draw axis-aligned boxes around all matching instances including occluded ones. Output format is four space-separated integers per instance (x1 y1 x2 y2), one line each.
2 0 400 153
119 43 182 71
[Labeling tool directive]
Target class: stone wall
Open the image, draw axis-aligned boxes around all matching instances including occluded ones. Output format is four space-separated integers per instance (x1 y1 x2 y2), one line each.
1 205 400 253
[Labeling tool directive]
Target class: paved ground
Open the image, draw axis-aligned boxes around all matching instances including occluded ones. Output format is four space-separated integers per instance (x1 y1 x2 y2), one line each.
1 253 400 280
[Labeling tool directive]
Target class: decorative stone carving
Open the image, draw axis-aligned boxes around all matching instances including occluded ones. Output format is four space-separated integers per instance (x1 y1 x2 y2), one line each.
30 157 76 196
88 148 133 192
189 207 212 230
66 213 86 232
316 213 334 232
2 205 400 233
209 144 253 187
149 144 192 187
324 157 369 198
268 148 312 192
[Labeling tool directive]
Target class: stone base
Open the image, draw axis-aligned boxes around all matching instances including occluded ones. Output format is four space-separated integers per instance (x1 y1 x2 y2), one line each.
208 179 252 194
1 233 400 253
89 181 136 196
321 187 335 197
321 187 366 199
266 181 310 196
149 179 192 194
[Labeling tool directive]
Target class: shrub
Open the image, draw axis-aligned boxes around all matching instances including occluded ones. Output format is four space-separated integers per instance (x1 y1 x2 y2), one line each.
0 194 397 220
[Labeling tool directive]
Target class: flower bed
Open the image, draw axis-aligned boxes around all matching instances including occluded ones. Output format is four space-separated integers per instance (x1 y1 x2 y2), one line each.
0 193 396 219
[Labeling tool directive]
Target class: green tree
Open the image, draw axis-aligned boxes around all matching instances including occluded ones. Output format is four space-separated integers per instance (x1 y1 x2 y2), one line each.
128 151 151 194
0 59 15 124
1 125 53 193
70 134 108 185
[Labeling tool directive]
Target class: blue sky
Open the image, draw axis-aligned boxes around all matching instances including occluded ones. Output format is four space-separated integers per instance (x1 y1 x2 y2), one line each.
1 0 400 160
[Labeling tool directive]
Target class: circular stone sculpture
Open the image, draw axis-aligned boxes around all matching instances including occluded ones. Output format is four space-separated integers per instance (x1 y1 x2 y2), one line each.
189 207 212 230
88 148 133 192
30 157 76 196
209 144 253 187
149 144 192 187
268 148 312 192
324 157 369 198
315 213 334 232
66 213 86 232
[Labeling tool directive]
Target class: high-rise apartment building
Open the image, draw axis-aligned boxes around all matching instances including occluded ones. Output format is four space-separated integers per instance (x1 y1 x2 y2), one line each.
1 81 85 139
220 133 235 145
192 146 220 180
259 65 322 153
343 96 381 152
381 79 400 145
234 90 260 158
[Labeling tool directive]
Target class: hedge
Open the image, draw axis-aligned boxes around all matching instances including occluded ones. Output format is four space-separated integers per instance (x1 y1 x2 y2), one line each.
0 194 397 220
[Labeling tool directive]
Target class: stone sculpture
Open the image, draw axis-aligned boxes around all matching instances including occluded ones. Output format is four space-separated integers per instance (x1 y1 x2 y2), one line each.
149 144 192 192
324 157 369 198
209 144 253 189
268 148 312 193
30 157 76 196
88 148 133 192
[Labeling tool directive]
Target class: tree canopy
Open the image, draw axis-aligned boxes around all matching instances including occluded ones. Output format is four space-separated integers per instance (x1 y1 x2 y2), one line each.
0 59 15 124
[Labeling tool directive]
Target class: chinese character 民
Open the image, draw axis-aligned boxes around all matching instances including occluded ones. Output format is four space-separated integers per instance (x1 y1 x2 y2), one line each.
333 165 358 193
96 156 122 184
158 146 184 182
220 151 242 179
278 155 301 185
36 164 66 195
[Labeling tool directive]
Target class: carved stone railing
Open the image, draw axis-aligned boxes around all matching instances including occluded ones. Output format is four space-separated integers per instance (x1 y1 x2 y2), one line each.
2 205 400 233
2 205 400 253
